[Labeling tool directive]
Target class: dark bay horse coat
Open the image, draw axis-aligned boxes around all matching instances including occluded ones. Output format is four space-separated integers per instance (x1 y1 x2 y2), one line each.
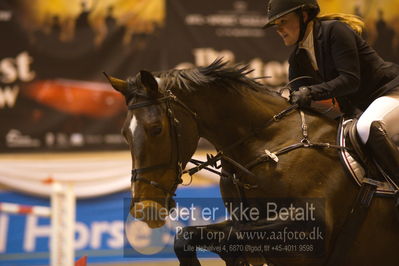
289 19 399 114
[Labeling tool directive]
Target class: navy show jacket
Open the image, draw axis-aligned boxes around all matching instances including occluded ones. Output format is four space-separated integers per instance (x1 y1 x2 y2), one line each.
289 19 399 113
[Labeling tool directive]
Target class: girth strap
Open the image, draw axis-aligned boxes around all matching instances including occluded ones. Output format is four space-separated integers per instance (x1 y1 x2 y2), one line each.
325 182 377 266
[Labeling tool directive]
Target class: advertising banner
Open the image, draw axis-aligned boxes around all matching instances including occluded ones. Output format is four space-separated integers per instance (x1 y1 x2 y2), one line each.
0 186 224 265
1 0 398 152
0 0 165 152
164 0 292 85
0 186 328 265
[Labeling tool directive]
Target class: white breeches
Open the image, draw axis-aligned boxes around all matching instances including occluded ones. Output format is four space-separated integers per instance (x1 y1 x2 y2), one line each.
356 94 399 143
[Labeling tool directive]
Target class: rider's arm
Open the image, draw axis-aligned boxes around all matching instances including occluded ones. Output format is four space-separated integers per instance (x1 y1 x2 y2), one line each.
309 21 361 100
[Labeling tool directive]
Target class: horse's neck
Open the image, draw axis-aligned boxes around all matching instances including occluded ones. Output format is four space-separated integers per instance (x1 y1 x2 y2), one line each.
192 89 289 151
189 87 338 164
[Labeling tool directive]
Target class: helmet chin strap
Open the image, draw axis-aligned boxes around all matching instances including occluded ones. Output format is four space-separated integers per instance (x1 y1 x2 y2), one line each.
296 9 309 44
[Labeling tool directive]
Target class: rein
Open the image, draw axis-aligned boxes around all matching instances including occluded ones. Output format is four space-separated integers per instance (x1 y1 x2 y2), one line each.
183 104 299 188
184 106 349 190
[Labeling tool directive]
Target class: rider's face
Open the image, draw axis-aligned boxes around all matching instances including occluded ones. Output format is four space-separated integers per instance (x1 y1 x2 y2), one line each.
274 12 300 46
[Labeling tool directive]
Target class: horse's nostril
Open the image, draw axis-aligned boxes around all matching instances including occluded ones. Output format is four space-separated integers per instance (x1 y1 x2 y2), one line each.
130 200 167 228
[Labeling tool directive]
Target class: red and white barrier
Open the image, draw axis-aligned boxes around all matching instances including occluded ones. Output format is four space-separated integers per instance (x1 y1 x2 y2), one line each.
0 181 76 266
0 202 51 217
75 256 88 266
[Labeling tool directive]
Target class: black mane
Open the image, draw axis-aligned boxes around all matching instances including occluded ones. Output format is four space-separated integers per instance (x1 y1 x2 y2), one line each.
157 58 265 94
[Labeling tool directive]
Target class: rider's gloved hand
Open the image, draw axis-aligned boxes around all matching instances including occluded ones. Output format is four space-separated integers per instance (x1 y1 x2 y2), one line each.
290 86 312 107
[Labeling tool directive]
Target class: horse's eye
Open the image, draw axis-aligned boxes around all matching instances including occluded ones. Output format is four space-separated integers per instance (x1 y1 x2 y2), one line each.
148 125 162 136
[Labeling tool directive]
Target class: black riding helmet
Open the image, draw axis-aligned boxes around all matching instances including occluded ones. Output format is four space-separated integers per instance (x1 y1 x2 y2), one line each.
263 0 320 43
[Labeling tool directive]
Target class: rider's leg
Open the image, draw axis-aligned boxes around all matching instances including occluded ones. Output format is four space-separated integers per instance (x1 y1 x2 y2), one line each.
356 94 399 183
366 121 399 182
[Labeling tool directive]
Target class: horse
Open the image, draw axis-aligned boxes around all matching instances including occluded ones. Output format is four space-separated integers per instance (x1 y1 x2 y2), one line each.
105 59 399 266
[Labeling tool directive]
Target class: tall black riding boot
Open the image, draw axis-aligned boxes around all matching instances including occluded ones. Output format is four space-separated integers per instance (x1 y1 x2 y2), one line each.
366 121 399 185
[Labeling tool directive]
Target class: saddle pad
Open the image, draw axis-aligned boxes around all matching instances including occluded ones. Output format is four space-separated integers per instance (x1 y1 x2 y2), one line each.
338 118 397 197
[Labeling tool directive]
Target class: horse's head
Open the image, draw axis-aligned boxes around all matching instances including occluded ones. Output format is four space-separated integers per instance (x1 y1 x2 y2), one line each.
105 70 199 228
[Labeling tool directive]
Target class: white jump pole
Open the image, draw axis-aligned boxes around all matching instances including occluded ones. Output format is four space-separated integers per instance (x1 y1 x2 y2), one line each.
51 181 76 266
0 181 76 266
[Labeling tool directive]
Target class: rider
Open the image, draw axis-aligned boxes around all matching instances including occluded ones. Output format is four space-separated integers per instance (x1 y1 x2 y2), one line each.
263 0 399 184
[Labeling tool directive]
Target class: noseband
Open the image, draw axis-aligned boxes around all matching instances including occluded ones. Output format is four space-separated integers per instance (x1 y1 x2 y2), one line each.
128 89 197 208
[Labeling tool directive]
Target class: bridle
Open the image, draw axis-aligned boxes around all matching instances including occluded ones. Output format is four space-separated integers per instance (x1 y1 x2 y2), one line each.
128 88 198 210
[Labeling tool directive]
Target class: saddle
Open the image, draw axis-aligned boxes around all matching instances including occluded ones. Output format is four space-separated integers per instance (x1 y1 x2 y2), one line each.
337 117 398 196
326 117 399 265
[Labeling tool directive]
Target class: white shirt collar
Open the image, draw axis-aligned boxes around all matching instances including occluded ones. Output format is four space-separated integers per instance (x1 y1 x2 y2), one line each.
298 21 318 70
299 21 314 50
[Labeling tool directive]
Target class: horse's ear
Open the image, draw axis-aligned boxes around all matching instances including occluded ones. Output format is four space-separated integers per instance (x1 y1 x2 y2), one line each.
103 72 128 94
140 70 159 95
